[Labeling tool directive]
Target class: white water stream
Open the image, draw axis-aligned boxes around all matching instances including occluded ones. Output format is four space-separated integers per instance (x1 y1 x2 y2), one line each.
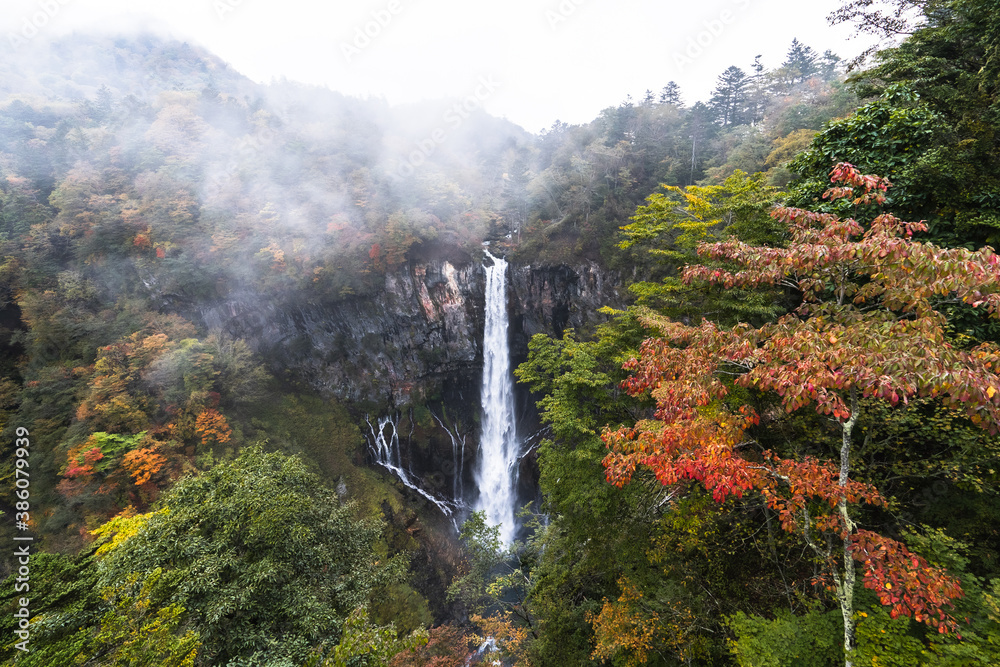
366 414 456 517
474 249 520 545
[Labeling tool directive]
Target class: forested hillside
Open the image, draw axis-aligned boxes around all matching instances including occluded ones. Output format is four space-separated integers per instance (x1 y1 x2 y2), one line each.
485 1 1000 665
0 0 999 664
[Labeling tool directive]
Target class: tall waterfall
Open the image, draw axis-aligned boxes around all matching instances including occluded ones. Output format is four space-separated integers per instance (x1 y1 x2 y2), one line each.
475 249 520 545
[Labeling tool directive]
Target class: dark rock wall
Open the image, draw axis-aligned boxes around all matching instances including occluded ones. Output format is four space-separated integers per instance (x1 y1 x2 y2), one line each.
203 248 626 407
203 251 485 407
509 259 625 356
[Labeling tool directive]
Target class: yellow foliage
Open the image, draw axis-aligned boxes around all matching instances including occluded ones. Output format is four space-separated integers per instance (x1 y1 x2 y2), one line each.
471 612 533 666
588 577 661 667
765 128 818 168
91 506 169 556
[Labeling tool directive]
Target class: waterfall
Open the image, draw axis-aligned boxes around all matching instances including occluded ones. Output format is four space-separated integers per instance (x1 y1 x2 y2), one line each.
432 412 466 503
366 414 457 517
475 249 520 545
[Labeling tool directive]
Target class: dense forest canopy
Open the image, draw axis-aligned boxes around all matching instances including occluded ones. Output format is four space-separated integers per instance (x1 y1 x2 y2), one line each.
1 0 999 664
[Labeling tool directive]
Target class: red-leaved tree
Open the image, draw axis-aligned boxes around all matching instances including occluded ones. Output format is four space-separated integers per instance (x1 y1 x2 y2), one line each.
603 163 1000 666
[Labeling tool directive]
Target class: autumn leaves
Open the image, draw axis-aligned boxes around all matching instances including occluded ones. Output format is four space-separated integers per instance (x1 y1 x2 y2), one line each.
602 163 1000 641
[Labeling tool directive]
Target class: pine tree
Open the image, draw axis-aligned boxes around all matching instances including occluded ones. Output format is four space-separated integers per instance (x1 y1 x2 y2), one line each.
659 81 683 106
820 49 843 80
709 66 750 127
782 38 820 83
747 55 767 125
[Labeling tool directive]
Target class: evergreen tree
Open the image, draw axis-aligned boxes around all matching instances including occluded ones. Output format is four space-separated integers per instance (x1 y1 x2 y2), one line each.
685 102 717 184
820 49 842 80
782 38 820 83
659 81 683 106
709 66 750 127
746 55 768 125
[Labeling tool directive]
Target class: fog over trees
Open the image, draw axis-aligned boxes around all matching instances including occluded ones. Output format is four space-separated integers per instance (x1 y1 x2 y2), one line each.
1 1 1000 664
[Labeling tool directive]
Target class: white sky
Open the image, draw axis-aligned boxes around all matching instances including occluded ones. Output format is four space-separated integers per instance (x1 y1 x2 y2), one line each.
1 0 878 133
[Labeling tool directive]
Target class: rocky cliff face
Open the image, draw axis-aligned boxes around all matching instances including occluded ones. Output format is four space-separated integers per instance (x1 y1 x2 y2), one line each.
509 260 625 355
203 247 485 407
204 247 625 407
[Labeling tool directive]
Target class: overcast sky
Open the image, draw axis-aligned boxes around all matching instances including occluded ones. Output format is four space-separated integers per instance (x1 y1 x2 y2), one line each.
2 0 879 132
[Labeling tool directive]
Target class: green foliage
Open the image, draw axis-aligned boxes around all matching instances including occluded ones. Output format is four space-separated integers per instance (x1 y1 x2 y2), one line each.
73 568 200 667
448 510 518 613
791 0 1000 248
516 331 613 442
94 447 408 665
303 608 426 667
727 607 843 667
0 550 102 665
617 170 786 324
514 317 649 530
239 394 400 519
787 85 947 222
71 431 146 474
448 510 540 665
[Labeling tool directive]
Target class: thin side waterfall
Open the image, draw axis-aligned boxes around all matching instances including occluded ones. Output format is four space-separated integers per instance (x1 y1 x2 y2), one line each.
475 249 520 545
432 412 466 502
366 414 456 517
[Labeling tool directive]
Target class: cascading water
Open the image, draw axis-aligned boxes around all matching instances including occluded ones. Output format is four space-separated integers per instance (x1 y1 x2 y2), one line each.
432 412 467 502
366 414 457 517
475 249 520 545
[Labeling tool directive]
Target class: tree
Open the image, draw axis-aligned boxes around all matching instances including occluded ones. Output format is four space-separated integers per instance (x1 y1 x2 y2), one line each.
603 164 1000 665
94 447 409 665
618 170 785 323
710 67 751 127
193 407 231 447
820 49 843 80
71 569 201 667
659 81 683 106
389 623 473 666
782 39 821 83
448 511 539 665
795 0 1000 249
746 56 767 125
827 0 928 68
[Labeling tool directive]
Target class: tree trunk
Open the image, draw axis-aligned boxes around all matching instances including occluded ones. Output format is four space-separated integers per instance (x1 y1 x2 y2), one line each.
838 387 860 667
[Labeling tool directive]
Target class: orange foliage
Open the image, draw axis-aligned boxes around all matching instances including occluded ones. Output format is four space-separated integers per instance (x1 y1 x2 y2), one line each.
389 624 473 667
470 612 533 666
588 577 661 667
122 446 167 486
195 408 231 446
